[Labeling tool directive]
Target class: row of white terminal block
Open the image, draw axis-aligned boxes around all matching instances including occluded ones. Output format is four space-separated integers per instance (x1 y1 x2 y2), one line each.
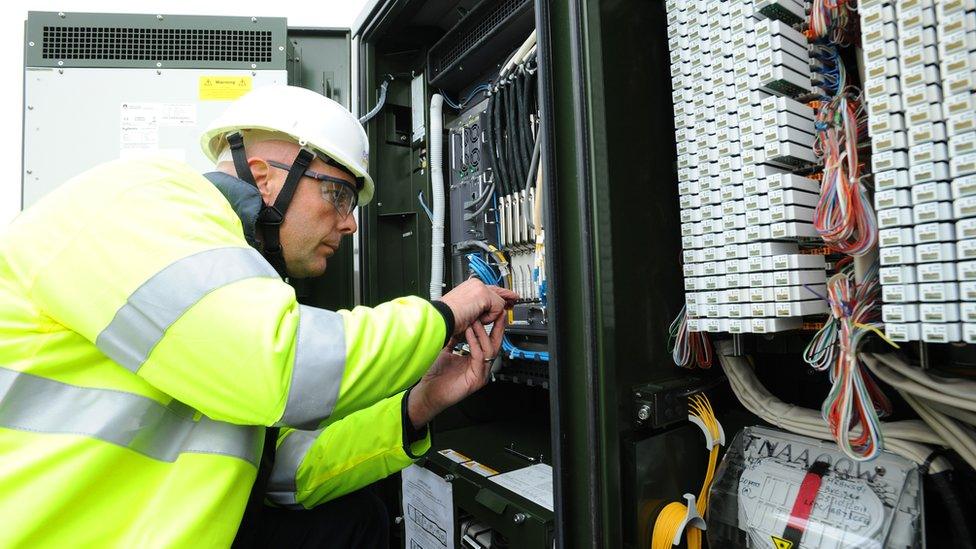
667 0 828 333
861 0 976 343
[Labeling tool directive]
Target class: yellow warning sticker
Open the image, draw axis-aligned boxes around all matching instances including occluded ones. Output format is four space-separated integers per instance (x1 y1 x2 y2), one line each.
771 536 793 549
199 76 252 100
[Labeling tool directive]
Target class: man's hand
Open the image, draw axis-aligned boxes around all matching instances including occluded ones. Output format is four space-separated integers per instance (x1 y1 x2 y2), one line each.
407 314 507 429
439 279 518 336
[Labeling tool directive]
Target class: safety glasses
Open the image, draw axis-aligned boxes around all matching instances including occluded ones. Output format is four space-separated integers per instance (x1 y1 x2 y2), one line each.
267 160 359 218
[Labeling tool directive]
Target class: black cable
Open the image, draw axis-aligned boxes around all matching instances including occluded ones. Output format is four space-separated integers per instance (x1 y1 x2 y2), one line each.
929 471 976 549
494 83 512 196
512 72 529 189
488 89 507 196
503 79 522 193
484 92 504 197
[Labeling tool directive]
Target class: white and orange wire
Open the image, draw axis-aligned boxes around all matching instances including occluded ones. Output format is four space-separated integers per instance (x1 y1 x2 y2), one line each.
669 305 713 369
812 88 877 256
804 260 896 461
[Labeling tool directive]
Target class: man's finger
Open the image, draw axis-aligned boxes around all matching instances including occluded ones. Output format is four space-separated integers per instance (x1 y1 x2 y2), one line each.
488 314 506 352
487 285 519 305
470 322 495 381
464 327 482 362
472 321 492 356
479 292 508 323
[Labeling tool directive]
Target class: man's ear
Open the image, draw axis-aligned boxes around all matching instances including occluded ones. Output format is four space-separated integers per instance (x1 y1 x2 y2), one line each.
248 158 276 205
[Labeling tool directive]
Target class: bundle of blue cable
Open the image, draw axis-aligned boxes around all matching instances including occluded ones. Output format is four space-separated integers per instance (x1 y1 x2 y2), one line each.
465 253 549 362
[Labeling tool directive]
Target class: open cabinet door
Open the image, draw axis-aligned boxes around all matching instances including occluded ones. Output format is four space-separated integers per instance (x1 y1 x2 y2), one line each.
283 26 357 311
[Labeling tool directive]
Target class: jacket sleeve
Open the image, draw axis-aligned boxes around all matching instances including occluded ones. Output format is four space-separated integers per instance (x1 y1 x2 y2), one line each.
267 390 430 509
20 159 446 428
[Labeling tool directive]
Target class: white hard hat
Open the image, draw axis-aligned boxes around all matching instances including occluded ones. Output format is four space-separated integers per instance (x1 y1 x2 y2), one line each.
201 84 375 205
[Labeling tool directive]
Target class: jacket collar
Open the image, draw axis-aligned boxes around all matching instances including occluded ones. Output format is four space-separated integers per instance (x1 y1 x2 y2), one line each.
203 171 264 250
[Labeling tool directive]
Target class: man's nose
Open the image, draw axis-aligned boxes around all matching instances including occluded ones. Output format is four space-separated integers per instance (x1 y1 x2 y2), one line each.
340 211 358 234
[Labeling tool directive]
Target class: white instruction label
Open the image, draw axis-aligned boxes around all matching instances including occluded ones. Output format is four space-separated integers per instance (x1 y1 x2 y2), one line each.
489 463 554 511
402 465 455 549
437 449 471 464
120 103 159 150
159 103 197 126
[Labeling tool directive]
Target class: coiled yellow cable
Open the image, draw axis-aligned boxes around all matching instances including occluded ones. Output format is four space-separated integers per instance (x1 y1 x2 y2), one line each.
650 394 722 549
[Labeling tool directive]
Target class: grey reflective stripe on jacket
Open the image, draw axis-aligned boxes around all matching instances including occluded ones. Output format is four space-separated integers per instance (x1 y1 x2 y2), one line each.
0 366 263 466
275 305 346 429
266 428 322 508
95 246 278 373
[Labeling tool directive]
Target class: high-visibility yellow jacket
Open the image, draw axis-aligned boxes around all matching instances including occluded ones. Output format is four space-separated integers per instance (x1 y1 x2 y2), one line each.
267 389 431 510
0 157 445 547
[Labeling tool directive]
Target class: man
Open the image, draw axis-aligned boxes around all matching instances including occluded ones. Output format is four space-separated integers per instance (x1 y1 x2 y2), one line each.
0 84 516 547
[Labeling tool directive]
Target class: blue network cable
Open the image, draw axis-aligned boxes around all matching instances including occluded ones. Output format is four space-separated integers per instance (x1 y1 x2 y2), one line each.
439 83 492 111
465 254 549 362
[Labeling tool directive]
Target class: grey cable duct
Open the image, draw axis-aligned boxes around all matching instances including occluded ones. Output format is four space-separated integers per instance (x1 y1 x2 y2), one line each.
359 79 390 125
718 346 951 473
429 94 445 300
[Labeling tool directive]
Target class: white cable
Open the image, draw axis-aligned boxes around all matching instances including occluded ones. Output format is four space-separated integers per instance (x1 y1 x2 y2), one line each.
901 391 976 472
718 349 951 473
500 30 537 77
868 352 976 402
862 353 976 413
927 399 976 426
429 94 445 300
722 353 941 443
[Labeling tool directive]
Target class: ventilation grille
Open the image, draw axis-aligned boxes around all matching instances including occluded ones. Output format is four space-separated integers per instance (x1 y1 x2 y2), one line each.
431 0 530 75
41 26 273 62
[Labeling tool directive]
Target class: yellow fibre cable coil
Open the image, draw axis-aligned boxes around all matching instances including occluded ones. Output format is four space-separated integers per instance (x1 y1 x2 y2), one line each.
650 394 722 549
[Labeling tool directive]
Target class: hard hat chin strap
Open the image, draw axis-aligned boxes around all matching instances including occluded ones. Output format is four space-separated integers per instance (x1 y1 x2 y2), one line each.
227 131 314 277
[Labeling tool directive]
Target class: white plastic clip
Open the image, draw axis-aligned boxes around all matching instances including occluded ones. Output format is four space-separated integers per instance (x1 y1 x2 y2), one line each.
672 493 707 546
689 414 726 451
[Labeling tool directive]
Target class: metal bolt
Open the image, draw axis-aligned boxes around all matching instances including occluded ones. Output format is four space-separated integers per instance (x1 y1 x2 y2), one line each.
58 12 65 18
156 62 162 68
637 405 651 422
513 513 527 524
27 105 33 110
57 61 63 66
251 17 258 22
26 170 32 175
394 516 404 525
875 466 886 476
28 41 35 47
376 202 382 207
156 14 163 20
278 46 285 51
251 63 257 69
443 474 455 482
